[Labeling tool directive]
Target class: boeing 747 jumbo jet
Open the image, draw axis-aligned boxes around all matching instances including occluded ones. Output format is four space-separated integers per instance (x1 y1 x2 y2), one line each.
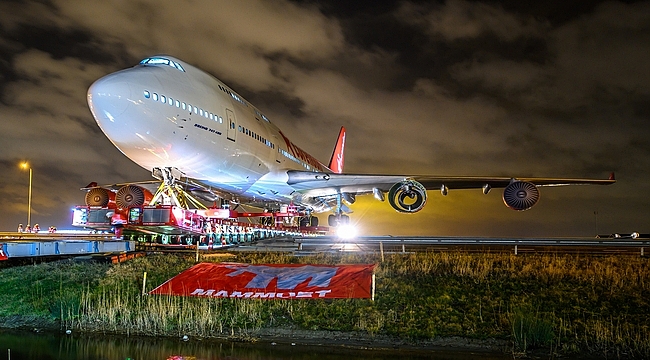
87 55 615 227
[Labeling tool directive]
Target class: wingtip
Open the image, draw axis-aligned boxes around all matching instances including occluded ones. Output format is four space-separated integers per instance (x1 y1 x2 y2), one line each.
609 172 615 181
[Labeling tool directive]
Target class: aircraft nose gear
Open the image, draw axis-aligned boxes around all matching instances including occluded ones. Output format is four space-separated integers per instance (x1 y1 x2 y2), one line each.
150 167 207 210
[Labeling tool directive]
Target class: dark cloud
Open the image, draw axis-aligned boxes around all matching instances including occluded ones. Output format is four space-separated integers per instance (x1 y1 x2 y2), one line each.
0 0 647 235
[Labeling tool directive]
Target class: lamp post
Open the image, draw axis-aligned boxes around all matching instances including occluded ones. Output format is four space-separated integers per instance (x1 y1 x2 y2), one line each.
20 162 32 227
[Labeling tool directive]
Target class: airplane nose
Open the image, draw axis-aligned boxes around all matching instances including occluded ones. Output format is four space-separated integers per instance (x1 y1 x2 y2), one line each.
87 74 132 120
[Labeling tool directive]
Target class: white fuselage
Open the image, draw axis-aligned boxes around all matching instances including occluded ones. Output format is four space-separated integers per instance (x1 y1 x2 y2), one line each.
87 56 329 205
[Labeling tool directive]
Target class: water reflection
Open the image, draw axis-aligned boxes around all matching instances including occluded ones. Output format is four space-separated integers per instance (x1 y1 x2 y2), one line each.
0 330 510 360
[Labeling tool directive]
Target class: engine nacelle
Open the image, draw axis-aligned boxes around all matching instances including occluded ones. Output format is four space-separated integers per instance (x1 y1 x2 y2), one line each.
388 180 427 213
115 185 153 208
502 181 540 211
84 188 115 207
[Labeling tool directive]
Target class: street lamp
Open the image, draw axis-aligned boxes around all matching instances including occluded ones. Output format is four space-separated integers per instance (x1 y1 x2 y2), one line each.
20 162 32 227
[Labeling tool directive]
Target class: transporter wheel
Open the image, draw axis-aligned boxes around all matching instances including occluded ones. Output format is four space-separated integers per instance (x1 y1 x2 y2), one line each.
161 235 170 244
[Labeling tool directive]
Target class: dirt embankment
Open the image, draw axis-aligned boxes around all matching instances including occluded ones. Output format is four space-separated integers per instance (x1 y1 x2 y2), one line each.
253 327 509 352
1 315 510 355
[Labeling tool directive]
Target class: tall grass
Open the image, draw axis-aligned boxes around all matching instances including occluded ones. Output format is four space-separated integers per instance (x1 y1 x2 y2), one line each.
68 287 275 337
2 252 649 358
510 308 554 351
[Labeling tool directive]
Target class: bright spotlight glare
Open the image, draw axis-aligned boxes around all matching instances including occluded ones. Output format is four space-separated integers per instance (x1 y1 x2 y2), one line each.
337 224 358 239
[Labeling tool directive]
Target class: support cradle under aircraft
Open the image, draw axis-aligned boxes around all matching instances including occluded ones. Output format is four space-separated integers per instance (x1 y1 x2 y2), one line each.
85 55 615 228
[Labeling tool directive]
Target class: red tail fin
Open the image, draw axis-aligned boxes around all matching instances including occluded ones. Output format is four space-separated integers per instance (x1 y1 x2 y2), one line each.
328 127 346 174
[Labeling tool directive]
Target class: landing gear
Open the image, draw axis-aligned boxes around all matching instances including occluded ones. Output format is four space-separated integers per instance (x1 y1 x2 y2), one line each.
328 214 349 227
327 190 352 227
150 167 208 210
300 216 319 227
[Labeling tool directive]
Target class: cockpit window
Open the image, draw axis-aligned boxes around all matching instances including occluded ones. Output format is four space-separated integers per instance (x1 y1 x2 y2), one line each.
139 57 186 72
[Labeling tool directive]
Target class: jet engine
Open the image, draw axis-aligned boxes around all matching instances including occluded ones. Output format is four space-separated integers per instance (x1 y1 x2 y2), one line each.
84 188 115 207
502 181 540 211
115 185 153 208
388 180 427 213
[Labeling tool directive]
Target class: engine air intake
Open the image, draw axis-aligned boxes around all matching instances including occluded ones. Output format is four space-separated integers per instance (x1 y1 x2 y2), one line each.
388 180 427 213
503 181 540 211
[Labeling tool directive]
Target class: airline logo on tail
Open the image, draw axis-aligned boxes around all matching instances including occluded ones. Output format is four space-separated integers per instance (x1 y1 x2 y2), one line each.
329 127 346 174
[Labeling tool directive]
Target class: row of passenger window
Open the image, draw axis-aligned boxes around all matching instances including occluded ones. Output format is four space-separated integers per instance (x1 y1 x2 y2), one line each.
279 148 314 170
218 84 247 107
143 90 224 124
216 83 272 124
238 125 274 149
254 109 270 122
279 148 300 164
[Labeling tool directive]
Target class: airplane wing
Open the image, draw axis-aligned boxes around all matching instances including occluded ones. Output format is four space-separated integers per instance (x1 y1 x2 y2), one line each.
288 170 615 193
286 170 615 213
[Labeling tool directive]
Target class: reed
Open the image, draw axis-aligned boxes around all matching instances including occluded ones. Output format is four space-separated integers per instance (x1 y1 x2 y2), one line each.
510 308 554 351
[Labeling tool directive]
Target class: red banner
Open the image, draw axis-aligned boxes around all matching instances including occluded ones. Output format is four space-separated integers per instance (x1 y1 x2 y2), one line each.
0 245 7 261
149 263 375 299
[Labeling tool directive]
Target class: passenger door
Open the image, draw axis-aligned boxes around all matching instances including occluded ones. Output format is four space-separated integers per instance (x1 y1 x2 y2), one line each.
226 108 237 142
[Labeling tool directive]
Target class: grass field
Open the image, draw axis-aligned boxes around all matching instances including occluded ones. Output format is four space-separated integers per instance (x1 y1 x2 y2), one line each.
0 251 648 358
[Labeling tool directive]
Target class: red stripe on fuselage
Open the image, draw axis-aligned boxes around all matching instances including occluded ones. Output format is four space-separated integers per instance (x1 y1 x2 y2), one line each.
278 131 328 172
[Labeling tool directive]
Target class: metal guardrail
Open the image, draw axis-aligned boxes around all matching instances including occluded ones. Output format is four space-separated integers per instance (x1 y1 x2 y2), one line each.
295 235 650 247
0 232 115 241
291 236 650 256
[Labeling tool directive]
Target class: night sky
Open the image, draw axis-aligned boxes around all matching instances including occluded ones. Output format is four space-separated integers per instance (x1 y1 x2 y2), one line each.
0 0 648 236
